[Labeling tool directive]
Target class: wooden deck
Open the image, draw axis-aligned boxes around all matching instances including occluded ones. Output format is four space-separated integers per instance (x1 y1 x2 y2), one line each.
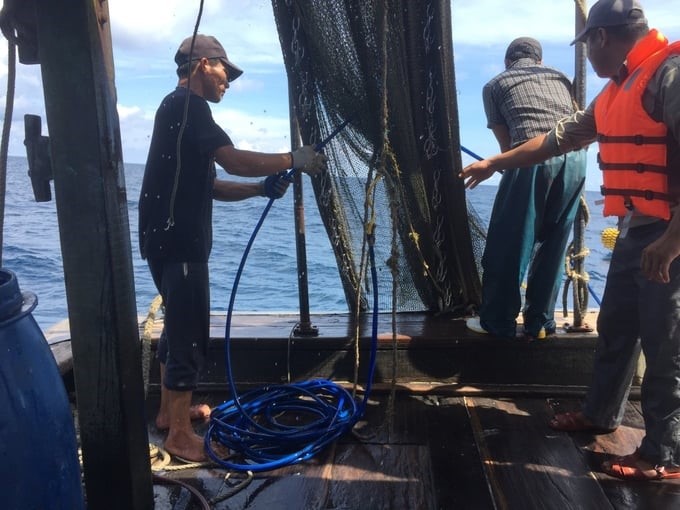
147 392 680 509
45 310 679 509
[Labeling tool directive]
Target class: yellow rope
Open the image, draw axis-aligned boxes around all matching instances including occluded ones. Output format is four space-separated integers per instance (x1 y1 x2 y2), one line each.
148 443 216 472
140 295 163 397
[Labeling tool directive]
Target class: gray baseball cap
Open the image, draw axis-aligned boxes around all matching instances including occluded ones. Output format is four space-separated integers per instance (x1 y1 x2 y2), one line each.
571 0 647 45
174 34 243 82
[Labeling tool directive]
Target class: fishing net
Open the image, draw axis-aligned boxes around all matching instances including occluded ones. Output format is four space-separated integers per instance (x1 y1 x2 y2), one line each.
272 0 485 314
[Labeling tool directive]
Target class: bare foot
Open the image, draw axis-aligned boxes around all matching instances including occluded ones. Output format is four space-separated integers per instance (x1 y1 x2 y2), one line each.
164 429 207 463
156 404 211 430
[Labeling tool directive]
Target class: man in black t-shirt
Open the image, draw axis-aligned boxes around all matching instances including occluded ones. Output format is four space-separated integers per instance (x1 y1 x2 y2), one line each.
139 34 326 462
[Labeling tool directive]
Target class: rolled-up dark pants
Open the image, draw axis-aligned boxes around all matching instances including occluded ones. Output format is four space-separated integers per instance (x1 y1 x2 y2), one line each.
148 258 210 391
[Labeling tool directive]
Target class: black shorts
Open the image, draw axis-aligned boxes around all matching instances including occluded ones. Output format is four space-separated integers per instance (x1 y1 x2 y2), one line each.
148 259 210 391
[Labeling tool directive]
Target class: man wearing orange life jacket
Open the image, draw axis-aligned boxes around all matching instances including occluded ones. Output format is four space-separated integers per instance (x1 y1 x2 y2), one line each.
460 0 680 481
597 32 680 222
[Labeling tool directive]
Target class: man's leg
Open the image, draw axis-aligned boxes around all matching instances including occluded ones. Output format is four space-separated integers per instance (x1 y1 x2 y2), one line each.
635 222 680 467
523 151 585 336
155 363 210 430
157 261 211 461
479 168 536 337
582 226 643 430
163 387 207 462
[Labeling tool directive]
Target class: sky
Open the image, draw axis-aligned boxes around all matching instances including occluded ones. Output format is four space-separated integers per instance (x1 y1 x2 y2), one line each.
1 1 679 191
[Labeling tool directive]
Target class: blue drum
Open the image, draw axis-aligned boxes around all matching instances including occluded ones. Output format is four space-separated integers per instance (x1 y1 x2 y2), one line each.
0 268 84 509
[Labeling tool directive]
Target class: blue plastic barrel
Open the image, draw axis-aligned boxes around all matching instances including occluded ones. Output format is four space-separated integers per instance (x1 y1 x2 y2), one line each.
0 268 84 510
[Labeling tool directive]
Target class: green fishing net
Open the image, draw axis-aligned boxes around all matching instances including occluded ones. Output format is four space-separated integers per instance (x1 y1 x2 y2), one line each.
272 0 485 314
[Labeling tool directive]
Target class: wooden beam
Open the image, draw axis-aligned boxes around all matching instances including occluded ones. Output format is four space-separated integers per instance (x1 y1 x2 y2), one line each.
34 0 152 508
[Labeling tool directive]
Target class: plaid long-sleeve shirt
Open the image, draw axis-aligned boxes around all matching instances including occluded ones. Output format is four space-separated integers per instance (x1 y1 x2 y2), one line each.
482 58 576 148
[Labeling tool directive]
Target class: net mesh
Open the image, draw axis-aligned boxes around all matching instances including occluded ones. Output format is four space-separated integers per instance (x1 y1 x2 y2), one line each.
272 0 486 315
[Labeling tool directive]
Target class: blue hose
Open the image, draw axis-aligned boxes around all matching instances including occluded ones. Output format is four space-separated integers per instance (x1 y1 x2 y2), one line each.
206 121 378 472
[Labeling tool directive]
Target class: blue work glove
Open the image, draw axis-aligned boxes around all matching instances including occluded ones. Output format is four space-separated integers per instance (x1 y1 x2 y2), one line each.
291 145 328 176
262 171 292 199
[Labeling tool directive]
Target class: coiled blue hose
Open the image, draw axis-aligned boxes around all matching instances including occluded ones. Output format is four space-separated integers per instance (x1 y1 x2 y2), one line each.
206 121 378 472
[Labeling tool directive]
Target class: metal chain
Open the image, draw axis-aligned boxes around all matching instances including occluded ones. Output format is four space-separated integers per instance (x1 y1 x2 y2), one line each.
422 1 452 310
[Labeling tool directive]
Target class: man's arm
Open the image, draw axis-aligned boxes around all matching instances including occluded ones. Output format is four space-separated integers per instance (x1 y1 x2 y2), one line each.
212 179 264 202
459 133 556 189
214 145 293 178
641 215 680 283
641 57 680 283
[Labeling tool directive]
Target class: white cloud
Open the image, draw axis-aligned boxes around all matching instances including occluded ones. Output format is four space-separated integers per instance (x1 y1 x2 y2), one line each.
1 0 680 179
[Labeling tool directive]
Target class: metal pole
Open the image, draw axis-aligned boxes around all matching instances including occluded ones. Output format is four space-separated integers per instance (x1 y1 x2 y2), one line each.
289 88 318 336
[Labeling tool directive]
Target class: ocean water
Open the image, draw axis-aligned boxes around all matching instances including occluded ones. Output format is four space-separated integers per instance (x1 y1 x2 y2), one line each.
2 156 617 330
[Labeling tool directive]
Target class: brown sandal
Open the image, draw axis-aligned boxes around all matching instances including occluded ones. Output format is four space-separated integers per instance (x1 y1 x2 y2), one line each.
548 411 616 434
603 450 680 480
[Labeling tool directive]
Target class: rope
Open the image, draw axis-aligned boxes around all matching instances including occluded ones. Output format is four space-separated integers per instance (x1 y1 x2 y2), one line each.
140 294 163 398
0 38 16 263
149 443 214 472
562 195 602 318
166 0 205 231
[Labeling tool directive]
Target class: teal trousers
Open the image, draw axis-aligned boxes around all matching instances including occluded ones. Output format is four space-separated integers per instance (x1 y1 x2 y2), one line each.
479 150 586 337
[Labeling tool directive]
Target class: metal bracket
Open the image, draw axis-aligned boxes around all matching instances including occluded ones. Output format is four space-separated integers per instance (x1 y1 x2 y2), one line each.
293 322 319 337
24 114 52 202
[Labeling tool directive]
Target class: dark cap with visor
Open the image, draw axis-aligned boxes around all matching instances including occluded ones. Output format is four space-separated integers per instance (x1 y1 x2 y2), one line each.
174 34 243 82
571 0 647 45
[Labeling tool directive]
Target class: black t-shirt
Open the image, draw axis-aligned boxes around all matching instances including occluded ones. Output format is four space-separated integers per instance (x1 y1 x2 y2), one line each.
139 87 232 262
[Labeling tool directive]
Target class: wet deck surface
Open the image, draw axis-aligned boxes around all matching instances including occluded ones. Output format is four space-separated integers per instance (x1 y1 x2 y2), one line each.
147 392 680 510
47 311 674 508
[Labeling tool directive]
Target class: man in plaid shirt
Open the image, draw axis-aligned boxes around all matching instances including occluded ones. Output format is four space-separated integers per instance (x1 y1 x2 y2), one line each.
466 37 587 341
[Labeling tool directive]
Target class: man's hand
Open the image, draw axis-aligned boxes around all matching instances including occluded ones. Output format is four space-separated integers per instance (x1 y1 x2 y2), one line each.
458 159 496 189
640 231 680 283
291 145 327 176
262 171 292 199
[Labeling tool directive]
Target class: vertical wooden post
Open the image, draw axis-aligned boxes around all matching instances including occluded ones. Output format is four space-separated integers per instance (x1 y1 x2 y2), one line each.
34 0 153 508
571 0 590 329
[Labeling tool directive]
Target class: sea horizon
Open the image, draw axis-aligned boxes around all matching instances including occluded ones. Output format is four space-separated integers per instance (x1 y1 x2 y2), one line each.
1 155 616 330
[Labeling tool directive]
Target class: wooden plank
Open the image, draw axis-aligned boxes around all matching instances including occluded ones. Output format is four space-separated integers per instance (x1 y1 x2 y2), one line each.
144 311 602 388
45 319 73 375
61 310 606 388
427 396 495 509
35 0 153 507
467 397 611 510
327 443 438 510
348 393 429 445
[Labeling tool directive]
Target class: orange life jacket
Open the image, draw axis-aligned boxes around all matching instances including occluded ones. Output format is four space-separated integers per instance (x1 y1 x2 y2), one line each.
594 30 680 220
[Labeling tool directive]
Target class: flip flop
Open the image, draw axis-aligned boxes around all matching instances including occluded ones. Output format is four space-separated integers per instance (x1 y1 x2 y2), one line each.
603 450 680 481
548 411 616 434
